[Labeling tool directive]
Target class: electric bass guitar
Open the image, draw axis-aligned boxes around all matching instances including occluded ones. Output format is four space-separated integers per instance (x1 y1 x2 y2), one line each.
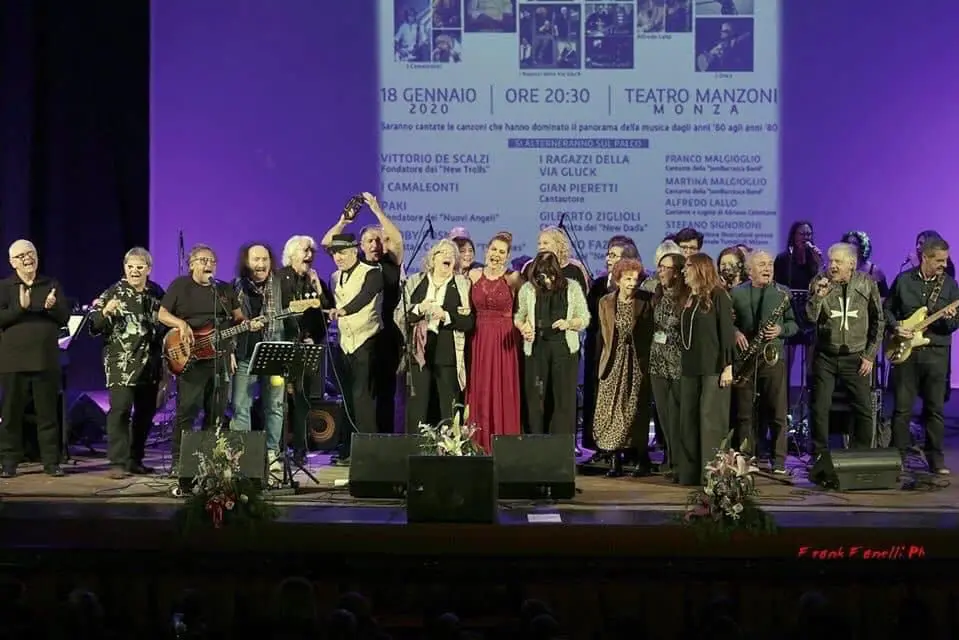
884 299 959 365
163 298 322 375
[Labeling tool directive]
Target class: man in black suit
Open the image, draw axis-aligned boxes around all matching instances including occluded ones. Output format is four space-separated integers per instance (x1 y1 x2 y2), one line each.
0 239 71 478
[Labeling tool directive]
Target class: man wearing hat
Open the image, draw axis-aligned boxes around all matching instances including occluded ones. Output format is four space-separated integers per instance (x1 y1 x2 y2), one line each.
328 233 384 464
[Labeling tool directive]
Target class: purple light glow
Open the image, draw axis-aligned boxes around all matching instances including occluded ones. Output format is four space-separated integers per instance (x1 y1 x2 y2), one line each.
151 0 959 384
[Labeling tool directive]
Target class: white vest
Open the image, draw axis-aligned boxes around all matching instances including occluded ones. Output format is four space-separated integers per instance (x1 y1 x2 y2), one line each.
333 261 383 354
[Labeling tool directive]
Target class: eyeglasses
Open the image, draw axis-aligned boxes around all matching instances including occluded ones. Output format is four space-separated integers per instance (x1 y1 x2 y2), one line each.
11 251 36 262
193 257 216 265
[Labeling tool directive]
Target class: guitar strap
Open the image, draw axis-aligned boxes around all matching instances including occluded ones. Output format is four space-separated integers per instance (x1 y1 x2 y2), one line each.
927 274 944 308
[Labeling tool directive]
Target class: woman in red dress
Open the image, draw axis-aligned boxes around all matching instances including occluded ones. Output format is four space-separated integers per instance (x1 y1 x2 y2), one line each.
467 232 523 451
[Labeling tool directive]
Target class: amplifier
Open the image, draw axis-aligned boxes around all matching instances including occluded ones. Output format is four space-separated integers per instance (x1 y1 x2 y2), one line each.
809 448 901 491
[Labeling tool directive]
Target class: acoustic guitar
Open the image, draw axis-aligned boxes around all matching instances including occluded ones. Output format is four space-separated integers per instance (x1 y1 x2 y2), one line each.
884 299 959 365
163 298 322 375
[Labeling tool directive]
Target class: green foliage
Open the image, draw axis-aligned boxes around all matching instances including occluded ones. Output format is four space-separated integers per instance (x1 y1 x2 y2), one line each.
418 402 485 456
175 428 278 536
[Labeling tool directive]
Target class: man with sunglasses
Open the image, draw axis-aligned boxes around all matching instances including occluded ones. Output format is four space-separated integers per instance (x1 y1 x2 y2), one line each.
0 239 71 478
88 247 166 478
158 244 249 474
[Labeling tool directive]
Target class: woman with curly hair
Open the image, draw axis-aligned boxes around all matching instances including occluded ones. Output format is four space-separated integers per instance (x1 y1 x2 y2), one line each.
841 230 888 297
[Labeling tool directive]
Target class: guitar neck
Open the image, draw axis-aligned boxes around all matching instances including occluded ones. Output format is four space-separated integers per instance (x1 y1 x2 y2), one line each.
214 308 299 341
915 300 959 332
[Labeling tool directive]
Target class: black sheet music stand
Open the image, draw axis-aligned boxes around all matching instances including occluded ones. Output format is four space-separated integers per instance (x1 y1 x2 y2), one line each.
248 341 324 492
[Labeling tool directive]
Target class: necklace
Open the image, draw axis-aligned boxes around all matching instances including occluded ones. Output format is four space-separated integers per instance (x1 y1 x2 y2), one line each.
680 297 701 350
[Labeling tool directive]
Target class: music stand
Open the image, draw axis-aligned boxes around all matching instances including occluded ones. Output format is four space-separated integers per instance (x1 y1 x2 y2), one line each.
57 311 93 463
248 341 324 491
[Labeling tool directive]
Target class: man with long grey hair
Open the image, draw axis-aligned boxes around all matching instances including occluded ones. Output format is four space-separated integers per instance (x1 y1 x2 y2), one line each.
0 239 71 478
806 242 884 483
89 247 166 478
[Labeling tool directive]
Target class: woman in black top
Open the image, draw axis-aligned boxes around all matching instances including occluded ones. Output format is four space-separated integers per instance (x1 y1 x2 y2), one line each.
514 252 589 436
774 220 822 292
676 253 736 486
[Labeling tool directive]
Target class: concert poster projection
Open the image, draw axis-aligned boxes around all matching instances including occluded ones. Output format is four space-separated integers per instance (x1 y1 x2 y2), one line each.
379 0 780 272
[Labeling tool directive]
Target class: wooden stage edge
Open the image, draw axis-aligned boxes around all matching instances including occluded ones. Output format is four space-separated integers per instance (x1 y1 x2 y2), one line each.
2 451 959 562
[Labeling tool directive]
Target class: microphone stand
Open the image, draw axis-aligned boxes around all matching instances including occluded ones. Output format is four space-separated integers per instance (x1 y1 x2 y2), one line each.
210 280 226 432
557 213 594 282
401 216 434 399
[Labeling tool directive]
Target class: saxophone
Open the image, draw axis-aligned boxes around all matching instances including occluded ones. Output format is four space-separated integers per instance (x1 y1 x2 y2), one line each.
733 288 792 384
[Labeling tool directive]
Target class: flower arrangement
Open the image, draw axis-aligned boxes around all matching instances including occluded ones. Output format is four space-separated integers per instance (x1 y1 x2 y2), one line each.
176 428 277 534
418 403 484 456
682 434 776 540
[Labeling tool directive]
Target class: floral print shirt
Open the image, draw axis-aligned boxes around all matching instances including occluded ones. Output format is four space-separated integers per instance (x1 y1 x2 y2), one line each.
650 288 682 380
89 280 165 387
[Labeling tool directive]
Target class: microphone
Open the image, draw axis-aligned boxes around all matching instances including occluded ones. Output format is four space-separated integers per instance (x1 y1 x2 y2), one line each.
426 216 435 239
805 241 820 254
900 254 913 268
178 230 184 256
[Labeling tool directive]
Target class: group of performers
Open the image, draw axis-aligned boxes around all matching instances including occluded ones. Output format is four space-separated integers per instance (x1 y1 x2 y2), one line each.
0 198 957 489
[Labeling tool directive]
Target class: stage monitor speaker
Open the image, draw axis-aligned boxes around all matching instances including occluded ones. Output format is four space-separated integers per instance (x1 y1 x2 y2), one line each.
179 431 267 491
809 448 901 491
306 397 343 452
493 434 576 500
66 392 107 444
407 455 497 524
348 434 425 499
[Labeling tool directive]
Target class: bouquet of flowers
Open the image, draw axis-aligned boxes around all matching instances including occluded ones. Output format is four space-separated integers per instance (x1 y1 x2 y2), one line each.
418 403 484 456
682 434 776 540
176 428 277 534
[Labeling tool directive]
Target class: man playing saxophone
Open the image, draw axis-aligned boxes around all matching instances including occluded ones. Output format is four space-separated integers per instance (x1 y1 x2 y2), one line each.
730 250 798 474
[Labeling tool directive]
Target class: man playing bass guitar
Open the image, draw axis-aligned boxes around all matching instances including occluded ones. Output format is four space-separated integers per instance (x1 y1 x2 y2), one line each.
885 237 959 474
158 244 263 474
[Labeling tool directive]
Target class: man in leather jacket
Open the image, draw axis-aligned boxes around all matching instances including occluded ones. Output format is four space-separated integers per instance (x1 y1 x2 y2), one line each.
806 242 884 459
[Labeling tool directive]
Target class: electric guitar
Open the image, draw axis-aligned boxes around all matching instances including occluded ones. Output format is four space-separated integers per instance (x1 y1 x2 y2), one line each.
884 299 959 365
163 298 322 375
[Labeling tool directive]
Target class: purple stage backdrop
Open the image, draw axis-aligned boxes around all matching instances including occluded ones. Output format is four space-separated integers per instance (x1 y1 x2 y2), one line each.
151 0 959 385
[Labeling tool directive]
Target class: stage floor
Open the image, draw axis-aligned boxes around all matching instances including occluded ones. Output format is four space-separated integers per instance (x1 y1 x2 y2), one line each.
3 388 959 560
1 439 956 518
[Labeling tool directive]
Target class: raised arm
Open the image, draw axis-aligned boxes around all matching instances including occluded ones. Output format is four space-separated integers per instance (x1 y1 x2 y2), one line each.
88 284 120 336
805 276 829 324
340 268 384 316
365 194 404 264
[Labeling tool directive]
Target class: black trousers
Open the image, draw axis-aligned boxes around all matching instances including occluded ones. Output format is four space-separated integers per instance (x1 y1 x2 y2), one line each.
340 339 377 458
0 370 61 466
651 376 681 473
288 376 312 455
171 362 228 466
405 361 460 435
374 328 401 434
810 351 873 455
890 346 949 468
106 382 159 467
524 338 578 436
677 375 730 485
732 359 789 467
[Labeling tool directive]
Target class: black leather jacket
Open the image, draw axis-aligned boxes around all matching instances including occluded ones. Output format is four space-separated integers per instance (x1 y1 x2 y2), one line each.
806 271 884 359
